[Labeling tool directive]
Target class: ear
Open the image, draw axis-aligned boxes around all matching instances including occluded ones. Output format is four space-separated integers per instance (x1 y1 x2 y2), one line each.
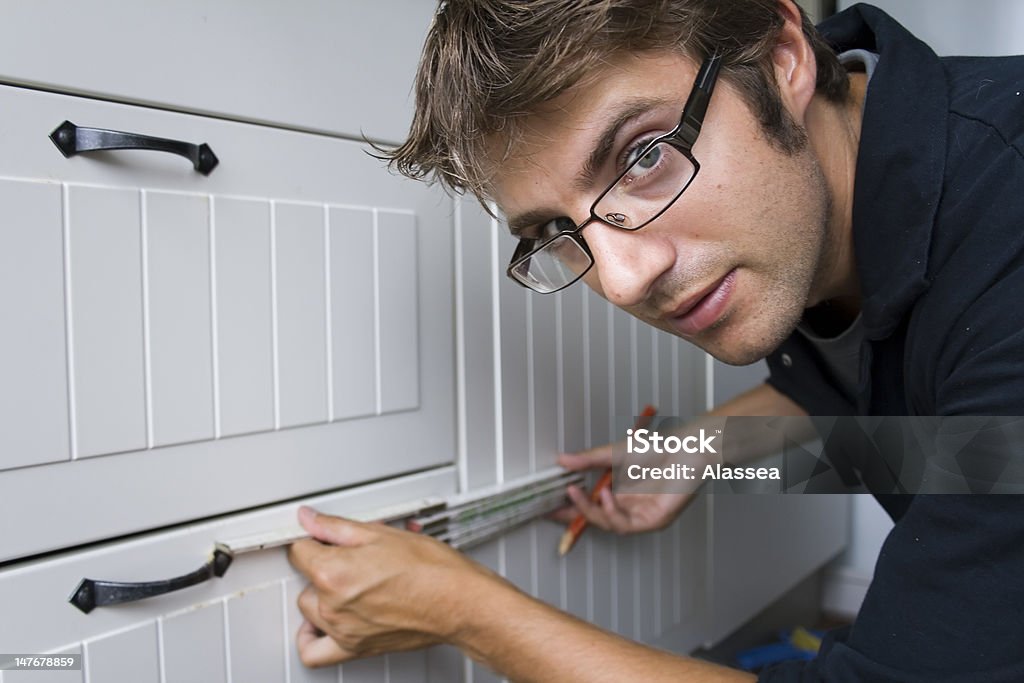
771 0 818 125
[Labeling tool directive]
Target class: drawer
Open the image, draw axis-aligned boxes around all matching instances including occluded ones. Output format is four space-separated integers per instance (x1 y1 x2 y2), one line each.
0 1 436 142
0 467 455 683
0 83 455 562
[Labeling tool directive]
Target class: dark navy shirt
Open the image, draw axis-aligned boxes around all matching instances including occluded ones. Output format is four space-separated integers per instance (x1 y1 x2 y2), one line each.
760 4 1024 681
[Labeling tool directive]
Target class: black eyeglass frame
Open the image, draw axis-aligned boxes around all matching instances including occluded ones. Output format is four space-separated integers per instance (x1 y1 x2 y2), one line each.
506 53 723 293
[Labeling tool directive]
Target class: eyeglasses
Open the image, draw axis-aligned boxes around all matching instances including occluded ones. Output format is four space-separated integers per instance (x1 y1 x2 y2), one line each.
506 54 723 294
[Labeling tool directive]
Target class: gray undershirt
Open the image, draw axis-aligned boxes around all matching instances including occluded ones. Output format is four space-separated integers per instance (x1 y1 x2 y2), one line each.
794 49 878 405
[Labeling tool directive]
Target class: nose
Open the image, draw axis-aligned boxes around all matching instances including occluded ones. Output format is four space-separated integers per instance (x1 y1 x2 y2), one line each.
580 220 675 307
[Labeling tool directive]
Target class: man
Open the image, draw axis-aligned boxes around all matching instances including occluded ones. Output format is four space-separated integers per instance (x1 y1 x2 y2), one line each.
289 1 1024 680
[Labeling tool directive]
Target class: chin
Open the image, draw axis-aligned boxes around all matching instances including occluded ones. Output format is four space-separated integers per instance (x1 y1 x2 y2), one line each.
694 305 801 367
701 338 771 366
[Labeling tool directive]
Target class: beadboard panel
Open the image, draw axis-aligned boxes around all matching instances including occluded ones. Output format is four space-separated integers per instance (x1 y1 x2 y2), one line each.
145 190 216 447
377 210 421 415
457 199 500 492
530 292 560 474
226 583 287 683
0 178 69 470
328 206 377 423
274 202 330 429
0 82 455 562
559 286 588 455
584 291 617 634
452 199 715 676
389 650 431 683
497 227 533 484
426 645 466 683
84 622 160 683
466 541 504 683
634 324 659 642
65 184 148 459
212 196 276 438
162 602 228 683
705 359 850 647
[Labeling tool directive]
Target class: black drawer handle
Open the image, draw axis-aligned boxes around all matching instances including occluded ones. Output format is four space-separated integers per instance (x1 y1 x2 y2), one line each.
68 549 233 614
49 120 219 175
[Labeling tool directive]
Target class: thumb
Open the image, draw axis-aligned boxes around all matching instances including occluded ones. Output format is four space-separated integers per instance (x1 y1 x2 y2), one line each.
557 442 615 471
297 506 375 547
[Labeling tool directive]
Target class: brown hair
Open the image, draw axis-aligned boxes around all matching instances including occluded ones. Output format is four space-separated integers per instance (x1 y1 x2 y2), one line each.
384 0 849 204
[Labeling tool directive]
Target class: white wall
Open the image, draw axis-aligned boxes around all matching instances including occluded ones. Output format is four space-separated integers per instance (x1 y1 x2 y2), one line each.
838 0 1024 56
822 495 892 617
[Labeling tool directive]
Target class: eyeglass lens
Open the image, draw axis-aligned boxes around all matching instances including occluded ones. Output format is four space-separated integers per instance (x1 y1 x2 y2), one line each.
510 233 591 294
513 142 696 292
594 141 696 229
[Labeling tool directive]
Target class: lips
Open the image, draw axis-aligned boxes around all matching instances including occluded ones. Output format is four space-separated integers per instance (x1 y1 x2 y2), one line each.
664 269 737 337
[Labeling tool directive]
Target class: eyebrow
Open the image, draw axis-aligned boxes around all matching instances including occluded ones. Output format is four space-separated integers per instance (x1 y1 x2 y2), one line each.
506 97 674 235
574 98 667 192
507 208 560 236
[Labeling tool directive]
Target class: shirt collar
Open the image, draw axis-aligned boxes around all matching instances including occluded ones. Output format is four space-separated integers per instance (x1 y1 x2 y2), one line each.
818 4 949 340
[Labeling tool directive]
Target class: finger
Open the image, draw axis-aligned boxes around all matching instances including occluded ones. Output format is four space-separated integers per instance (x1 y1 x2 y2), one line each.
557 443 615 471
297 620 353 668
296 584 330 634
297 617 324 642
565 484 612 531
287 536 338 580
545 504 579 524
298 506 378 547
598 487 633 533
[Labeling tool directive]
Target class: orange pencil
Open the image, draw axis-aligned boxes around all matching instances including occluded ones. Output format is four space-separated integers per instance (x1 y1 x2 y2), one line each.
558 405 657 556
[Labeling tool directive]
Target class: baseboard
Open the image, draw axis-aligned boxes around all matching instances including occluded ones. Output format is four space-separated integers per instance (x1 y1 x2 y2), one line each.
821 567 872 620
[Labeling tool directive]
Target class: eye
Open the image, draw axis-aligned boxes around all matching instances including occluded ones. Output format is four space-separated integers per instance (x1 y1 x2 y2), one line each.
621 136 658 167
624 142 664 179
532 216 575 241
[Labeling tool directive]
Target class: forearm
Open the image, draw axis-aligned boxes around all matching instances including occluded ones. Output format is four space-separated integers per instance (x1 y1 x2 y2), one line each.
698 383 813 467
451 574 754 683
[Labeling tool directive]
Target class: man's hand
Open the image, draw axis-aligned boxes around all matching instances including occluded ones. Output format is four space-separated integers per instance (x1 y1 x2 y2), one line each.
287 506 504 667
288 507 756 683
554 442 698 534
554 384 809 535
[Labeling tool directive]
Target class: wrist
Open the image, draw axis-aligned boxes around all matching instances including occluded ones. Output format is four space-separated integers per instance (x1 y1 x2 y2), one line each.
443 567 527 651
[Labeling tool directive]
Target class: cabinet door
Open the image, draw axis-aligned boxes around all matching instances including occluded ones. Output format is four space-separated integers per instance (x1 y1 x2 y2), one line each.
0 84 455 562
0 0 436 142
0 468 454 683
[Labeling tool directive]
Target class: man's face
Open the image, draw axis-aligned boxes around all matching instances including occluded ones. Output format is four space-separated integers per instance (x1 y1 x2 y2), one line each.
491 51 834 365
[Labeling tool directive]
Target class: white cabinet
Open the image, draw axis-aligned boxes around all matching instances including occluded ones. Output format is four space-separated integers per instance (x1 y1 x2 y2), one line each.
0 6 458 681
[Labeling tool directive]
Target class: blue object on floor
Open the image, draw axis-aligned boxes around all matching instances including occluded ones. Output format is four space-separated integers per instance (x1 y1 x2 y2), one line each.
735 642 817 671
